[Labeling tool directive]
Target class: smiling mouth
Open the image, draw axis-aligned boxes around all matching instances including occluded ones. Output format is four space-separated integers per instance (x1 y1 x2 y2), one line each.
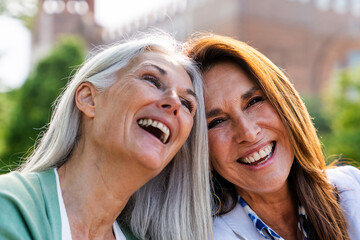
137 118 170 144
237 142 275 166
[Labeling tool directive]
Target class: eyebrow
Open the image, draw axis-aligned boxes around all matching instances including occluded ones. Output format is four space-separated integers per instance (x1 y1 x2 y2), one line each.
206 108 223 118
142 63 167 75
186 89 198 102
206 86 261 118
241 86 260 100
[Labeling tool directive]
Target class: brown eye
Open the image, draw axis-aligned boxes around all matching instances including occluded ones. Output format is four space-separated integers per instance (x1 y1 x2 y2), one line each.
208 118 225 129
247 96 264 108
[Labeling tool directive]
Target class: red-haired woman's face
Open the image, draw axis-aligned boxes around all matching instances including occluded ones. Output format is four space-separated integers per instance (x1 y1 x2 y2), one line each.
203 61 294 197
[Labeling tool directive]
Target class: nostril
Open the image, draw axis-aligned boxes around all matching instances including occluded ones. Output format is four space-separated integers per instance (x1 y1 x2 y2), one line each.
161 104 171 109
161 104 178 115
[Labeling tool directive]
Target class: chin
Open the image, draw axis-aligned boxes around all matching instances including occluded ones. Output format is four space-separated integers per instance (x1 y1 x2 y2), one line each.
139 156 169 173
261 178 289 194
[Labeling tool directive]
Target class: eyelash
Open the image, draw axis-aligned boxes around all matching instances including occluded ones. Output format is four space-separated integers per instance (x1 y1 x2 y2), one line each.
181 98 194 113
247 96 264 108
142 74 161 89
208 118 225 129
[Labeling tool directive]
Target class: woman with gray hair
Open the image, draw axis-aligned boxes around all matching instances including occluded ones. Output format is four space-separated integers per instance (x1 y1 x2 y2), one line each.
0 32 212 240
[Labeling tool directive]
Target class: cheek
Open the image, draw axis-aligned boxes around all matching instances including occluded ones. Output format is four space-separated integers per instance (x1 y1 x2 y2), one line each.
210 152 228 180
208 126 230 146
262 103 282 125
185 117 194 134
208 131 226 161
177 116 194 145
271 113 290 143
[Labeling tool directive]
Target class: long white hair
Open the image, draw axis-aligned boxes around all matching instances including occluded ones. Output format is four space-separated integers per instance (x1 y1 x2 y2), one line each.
19 31 212 240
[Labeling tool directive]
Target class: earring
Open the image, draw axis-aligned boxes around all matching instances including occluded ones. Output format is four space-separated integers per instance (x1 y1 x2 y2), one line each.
212 192 221 215
210 171 221 215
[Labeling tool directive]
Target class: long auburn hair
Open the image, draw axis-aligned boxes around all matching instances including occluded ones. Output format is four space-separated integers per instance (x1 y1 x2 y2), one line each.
186 34 349 240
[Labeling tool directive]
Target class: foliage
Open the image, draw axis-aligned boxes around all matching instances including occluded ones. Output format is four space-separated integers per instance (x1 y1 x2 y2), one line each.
0 90 17 154
0 35 85 172
302 95 331 134
0 0 38 29
322 67 360 167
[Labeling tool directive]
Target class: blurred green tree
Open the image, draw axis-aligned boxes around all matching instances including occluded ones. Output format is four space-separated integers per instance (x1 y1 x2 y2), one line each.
0 35 85 172
0 90 17 155
302 95 331 134
323 67 360 167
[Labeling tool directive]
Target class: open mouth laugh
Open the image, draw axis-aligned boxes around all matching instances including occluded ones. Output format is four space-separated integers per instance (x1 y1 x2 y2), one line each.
137 118 170 144
237 142 275 166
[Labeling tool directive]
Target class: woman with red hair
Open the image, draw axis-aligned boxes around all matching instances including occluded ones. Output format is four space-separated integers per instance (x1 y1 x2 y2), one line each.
187 34 360 240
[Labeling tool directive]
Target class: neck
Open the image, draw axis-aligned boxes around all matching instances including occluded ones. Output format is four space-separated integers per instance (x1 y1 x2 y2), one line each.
57 142 155 239
238 182 301 240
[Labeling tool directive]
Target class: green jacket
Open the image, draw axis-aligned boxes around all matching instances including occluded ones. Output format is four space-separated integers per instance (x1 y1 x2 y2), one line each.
0 169 138 240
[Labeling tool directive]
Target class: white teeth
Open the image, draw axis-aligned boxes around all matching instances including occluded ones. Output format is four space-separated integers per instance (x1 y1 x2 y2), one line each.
137 118 170 144
147 119 152 127
241 142 274 164
259 149 266 158
163 133 169 143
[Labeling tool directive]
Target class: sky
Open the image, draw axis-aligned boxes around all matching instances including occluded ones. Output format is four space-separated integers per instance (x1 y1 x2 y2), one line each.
0 16 31 91
95 0 176 29
0 0 175 92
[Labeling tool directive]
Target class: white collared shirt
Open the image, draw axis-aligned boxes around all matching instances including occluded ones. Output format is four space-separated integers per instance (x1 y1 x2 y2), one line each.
213 166 360 240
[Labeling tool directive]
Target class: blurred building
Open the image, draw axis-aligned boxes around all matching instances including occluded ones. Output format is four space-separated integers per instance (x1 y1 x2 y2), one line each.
33 0 102 61
34 0 360 94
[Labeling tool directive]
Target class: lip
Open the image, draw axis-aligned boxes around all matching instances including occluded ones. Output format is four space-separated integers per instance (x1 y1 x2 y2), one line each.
237 141 276 169
136 115 174 144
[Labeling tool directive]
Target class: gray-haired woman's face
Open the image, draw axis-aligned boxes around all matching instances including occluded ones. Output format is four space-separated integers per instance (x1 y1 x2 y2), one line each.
89 51 198 175
203 61 294 196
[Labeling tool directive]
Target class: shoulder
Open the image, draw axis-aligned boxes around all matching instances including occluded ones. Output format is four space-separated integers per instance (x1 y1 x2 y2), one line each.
0 170 56 205
326 165 360 190
326 165 360 238
0 171 44 207
326 165 360 206
0 169 61 240
213 203 265 240
0 170 42 192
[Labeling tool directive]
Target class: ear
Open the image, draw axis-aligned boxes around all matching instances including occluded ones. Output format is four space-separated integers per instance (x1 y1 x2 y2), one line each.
75 82 98 118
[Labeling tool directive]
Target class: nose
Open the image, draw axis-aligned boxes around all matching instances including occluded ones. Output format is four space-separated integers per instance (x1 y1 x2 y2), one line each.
157 89 181 116
233 114 260 143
